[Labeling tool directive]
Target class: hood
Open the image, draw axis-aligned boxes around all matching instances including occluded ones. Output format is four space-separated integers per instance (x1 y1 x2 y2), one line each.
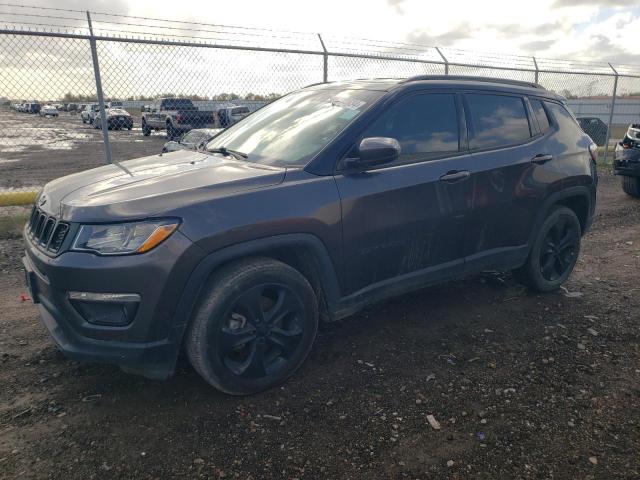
39 150 285 223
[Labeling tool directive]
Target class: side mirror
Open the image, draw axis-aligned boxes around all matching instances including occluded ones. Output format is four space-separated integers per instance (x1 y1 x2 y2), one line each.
343 137 400 171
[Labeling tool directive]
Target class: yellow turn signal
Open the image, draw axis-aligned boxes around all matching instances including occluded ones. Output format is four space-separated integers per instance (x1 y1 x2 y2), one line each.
136 223 179 253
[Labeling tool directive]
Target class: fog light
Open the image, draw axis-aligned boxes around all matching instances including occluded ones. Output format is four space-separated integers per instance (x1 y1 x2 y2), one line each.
68 291 140 326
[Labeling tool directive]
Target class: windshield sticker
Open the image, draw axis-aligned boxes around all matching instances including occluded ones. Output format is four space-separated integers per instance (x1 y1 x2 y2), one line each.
338 109 359 120
344 99 366 110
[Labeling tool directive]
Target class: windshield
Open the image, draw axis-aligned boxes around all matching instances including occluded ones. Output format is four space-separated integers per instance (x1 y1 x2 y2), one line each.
206 88 382 166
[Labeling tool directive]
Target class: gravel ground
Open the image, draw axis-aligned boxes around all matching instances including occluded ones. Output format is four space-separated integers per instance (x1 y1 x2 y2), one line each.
0 171 639 480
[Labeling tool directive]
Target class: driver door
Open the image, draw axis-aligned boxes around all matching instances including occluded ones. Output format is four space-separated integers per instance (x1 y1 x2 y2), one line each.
334 92 475 296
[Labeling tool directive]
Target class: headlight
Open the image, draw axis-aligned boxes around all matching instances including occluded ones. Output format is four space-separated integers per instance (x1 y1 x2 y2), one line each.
72 219 179 255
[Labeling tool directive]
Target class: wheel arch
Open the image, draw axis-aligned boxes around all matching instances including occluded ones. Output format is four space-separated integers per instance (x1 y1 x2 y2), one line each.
167 233 342 352
531 186 593 246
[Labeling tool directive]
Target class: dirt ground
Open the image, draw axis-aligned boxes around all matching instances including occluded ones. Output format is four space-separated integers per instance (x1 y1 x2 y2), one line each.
0 107 165 190
0 169 637 479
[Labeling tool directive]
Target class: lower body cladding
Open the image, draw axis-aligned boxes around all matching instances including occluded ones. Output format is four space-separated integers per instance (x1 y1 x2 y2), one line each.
22 228 204 379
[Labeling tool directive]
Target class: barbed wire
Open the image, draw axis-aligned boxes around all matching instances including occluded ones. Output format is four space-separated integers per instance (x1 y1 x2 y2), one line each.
1 2 639 75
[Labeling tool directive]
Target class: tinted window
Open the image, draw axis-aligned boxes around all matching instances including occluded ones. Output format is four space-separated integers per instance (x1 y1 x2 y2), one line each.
530 99 550 132
467 94 531 149
362 93 459 163
544 101 583 135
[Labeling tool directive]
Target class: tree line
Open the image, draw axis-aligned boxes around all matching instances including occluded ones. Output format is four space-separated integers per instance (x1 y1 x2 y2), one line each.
60 92 281 102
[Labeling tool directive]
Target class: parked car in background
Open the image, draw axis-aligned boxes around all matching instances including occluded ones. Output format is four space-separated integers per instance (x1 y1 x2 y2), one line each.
162 128 223 153
141 98 217 139
94 107 134 130
65 103 78 112
80 103 100 124
39 105 59 117
23 76 597 395
613 123 640 197
25 102 41 114
577 117 608 146
107 101 123 109
217 105 251 128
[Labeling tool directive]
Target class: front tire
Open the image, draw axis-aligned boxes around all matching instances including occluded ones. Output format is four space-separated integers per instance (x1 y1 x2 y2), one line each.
514 206 581 292
621 176 640 198
166 122 177 140
185 258 318 395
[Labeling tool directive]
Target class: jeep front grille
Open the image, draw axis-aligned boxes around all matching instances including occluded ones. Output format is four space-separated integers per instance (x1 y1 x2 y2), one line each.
28 206 70 253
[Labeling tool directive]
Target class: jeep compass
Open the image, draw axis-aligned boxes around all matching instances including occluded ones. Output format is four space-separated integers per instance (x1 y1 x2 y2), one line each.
23 76 597 394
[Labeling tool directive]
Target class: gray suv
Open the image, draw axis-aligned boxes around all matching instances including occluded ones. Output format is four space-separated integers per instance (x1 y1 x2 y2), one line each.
23 76 597 394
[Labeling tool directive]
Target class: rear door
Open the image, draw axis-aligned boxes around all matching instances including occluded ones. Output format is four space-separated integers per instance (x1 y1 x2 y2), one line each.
334 91 475 296
462 92 554 270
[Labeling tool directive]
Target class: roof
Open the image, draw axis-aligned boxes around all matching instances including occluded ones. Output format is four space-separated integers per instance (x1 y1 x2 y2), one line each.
308 75 557 98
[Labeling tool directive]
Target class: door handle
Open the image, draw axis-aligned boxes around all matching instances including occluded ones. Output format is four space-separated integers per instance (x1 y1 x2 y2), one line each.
531 153 553 164
439 170 470 182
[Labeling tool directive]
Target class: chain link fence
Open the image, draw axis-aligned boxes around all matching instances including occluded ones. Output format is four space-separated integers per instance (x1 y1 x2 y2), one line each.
1 7 640 218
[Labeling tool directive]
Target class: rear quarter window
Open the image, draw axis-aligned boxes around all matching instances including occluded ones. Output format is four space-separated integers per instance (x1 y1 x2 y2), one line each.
466 94 531 150
544 101 584 136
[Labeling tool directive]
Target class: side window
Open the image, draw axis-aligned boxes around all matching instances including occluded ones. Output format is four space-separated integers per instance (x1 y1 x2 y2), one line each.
530 99 550 132
361 93 460 163
466 94 531 150
544 101 583 135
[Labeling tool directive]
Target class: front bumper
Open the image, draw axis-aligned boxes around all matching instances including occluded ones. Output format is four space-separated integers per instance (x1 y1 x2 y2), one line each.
107 118 133 128
613 148 640 177
23 227 204 379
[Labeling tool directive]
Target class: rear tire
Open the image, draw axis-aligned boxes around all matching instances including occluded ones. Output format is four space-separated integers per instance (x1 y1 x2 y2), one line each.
621 176 640 198
185 257 318 395
514 206 581 292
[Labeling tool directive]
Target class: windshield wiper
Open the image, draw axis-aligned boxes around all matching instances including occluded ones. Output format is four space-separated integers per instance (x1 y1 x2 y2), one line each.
207 146 248 161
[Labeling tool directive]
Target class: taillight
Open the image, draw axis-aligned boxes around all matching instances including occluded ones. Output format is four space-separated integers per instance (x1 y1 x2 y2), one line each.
175 114 182 122
588 142 598 163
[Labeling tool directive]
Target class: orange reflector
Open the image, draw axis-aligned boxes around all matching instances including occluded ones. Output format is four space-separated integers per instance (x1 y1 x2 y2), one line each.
136 223 178 253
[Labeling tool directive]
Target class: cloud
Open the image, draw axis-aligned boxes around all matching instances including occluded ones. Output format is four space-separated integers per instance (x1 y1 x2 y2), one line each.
387 0 406 14
407 24 472 47
553 0 627 6
520 39 557 53
587 34 640 64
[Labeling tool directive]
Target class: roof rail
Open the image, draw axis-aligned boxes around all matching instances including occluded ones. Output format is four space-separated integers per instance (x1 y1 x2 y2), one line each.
400 75 546 90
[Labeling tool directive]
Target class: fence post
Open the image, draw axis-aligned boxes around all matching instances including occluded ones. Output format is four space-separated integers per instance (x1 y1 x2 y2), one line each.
603 63 618 165
532 57 539 84
86 11 113 165
317 34 328 83
435 47 448 75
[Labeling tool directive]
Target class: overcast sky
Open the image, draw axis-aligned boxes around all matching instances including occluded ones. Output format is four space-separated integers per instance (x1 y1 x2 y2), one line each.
37 0 640 64
2 0 640 100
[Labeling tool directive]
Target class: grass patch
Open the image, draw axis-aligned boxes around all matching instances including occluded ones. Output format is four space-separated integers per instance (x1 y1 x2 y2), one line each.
0 191 38 207
0 213 28 240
